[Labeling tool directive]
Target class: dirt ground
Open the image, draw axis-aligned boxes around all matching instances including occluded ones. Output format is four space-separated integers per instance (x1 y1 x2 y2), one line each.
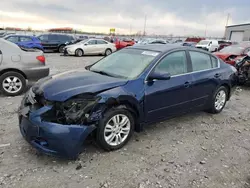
1 54 250 188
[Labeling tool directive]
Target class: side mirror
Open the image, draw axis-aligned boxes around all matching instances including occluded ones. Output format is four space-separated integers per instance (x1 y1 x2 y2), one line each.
84 43 88 46
148 71 171 81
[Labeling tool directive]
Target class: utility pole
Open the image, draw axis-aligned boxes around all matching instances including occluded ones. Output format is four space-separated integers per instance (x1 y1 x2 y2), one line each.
205 24 207 37
143 15 147 36
130 24 131 36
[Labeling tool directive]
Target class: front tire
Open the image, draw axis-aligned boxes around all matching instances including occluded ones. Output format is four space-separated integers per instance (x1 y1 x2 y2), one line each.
207 86 228 114
75 49 84 57
96 107 135 151
0 71 26 96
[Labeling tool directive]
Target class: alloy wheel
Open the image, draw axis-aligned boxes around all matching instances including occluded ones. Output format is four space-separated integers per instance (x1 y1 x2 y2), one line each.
104 114 131 146
2 76 22 94
214 90 226 111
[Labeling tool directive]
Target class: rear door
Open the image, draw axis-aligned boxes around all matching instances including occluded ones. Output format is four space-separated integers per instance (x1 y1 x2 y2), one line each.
96 40 108 53
188 50 220 109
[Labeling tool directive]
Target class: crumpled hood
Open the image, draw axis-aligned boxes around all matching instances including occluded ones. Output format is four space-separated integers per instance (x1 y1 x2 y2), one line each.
32 70 128 102
213 52 233 60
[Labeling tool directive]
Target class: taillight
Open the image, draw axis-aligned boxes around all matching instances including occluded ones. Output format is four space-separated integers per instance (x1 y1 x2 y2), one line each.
36 55 45 64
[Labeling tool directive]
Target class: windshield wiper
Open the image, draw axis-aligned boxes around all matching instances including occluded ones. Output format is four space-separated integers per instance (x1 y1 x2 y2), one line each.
90 69 127 79
90 70 114 77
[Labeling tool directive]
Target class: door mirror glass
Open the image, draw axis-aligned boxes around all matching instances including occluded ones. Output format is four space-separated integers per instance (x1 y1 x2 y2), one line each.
148 71 171 81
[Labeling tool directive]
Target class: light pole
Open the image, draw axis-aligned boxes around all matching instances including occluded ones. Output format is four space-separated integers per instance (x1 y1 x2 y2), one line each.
143 15 147 36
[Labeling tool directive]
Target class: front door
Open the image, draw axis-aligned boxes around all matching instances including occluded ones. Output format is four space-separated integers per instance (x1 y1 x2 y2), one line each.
85 39 98 54
144 50 193 123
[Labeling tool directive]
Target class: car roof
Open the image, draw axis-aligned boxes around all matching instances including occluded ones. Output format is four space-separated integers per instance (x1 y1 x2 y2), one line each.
129 44 183 52
128 44 217 57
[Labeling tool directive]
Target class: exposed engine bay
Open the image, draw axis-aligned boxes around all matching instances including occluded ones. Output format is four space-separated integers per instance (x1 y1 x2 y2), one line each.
37 94 101 125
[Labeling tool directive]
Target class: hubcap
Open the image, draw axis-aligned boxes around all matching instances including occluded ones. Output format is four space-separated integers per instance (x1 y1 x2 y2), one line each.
78 50 82 56
214 90 226 111
106 50 111 56
2 76 22 94
104 114 131 146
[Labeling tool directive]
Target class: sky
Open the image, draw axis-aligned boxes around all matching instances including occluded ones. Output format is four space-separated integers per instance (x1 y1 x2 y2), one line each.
0 0 250 37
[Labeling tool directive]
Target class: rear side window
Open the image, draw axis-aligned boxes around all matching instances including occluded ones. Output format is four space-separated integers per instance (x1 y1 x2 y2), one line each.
48 35 58 40
97 40 108 44
19 37 32 42
211 56 218 68
189 51 212 71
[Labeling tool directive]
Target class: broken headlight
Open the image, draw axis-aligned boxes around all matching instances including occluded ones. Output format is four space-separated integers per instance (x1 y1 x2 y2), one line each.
42 96 100 125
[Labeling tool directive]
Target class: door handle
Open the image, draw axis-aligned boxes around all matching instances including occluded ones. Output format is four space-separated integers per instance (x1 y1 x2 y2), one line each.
214 73 221 78
184 81 191 88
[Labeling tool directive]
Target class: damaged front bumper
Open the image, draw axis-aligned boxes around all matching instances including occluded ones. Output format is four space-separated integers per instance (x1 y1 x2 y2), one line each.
18 105 96 158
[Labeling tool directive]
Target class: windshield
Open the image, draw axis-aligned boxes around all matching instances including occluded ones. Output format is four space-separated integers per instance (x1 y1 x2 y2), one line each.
220 46 245 55
198 40 210 45
89 49 159 79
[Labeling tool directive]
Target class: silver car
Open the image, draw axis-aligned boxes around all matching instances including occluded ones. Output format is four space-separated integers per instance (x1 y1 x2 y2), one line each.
63 39 117 57
0 39 49 96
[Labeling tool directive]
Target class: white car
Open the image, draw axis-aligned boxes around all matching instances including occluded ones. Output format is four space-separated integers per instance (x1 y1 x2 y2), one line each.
63 39 116 57
196 40 219 52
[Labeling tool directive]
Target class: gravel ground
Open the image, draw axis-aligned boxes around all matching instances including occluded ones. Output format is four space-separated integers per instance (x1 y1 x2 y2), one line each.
1 53 250 188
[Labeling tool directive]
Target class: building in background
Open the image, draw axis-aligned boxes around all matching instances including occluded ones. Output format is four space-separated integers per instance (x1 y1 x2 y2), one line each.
48 27 73 33
225 23 250 42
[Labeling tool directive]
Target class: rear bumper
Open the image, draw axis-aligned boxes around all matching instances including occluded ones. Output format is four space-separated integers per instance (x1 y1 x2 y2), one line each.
18 105 96 158
22 66 49 81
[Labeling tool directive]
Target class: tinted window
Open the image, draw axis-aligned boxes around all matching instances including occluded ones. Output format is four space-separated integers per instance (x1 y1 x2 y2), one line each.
57 35 71 41
6 36 19 43
211 56 218 68
38 35 48 41
97 40 108 44
87 40 97 45
48 35 58 41
19 36 32 42
190 51 212 71
154 51 188 76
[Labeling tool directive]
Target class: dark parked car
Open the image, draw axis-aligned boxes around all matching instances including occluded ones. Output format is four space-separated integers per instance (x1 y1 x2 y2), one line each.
38 34 75 53
18 45 237 158
4 35 44 51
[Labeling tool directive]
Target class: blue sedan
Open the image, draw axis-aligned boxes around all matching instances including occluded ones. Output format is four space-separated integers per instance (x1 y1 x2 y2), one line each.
4 35 44 51
18 45 237 158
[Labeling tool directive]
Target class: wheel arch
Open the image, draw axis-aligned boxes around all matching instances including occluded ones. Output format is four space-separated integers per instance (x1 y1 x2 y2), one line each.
220 83 231 100
95 96 143 132
0 68 27 79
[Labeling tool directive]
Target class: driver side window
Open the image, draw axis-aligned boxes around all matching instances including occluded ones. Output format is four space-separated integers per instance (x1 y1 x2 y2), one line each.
87 40 97 45
154 51 188 76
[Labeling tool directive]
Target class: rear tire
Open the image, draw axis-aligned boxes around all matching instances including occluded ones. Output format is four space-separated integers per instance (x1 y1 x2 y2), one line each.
206 86 228 114
75 49 84 57
0 71 26 96
105 49 112 56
